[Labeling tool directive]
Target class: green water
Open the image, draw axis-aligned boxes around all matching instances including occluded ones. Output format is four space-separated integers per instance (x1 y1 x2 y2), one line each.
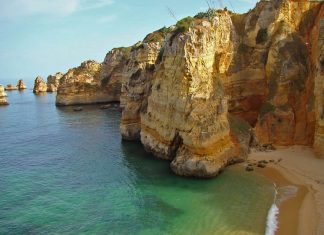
0 91 274 235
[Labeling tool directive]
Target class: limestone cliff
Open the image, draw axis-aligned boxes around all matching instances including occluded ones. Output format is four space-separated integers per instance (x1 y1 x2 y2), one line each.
33 76 47 93
56 50 129 106
123 0 324 176
120 29 167 140
17 80 27 90
314 8 324 157
0 85 8 105
47 72 63 92
53 0 324 176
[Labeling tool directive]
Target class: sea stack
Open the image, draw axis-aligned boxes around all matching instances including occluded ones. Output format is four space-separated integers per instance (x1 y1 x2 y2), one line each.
5 84 18 91
16 79 27 90
47 72 63 92
33 76 47 93
0 85 9 105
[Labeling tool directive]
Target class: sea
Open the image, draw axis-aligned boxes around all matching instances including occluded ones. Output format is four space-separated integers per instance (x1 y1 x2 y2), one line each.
0 88 276 235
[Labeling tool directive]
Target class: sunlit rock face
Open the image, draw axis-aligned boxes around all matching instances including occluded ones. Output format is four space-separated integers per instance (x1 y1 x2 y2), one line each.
47 73 63 92
17 80 27 90
53 0 324 176
56 49 129 106
33 76 47 93
0 85 9 105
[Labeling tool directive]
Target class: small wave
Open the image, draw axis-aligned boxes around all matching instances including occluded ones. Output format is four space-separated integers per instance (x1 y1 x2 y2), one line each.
265 203 279 235
265 184 298 235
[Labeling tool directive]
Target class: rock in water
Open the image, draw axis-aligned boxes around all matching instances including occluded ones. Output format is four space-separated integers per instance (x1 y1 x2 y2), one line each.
16 80 27 90
47 72 63 92
0 85 9 105
5 84 17 91
33 76 47 93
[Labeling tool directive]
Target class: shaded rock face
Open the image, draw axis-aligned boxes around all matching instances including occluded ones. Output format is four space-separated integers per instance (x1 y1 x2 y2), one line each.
120 0 324 176
47 72 63 92
33 76 47 93
16 80 27 90
314 13 324 157
0 85 8 105
56 51 129 106
120 42 162 140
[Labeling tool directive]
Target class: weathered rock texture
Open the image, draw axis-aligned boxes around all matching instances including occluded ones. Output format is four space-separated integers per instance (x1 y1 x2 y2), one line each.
314 11 324 157
33 76 47 93
56 52 129 105
16 80 27 90
54 0 324 176
0 85 8 105
47 72 63 92
123 0 324 176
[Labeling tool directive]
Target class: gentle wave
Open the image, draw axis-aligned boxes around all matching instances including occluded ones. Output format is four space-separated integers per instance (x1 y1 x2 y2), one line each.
265 184 298 235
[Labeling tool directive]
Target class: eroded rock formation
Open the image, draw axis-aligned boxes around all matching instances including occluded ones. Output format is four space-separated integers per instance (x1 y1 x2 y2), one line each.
5 84 17 91
0 85 8 105
47 72 63 92
33 76 47 93
53 0 324 176
56 52 128 105
17 80 27 90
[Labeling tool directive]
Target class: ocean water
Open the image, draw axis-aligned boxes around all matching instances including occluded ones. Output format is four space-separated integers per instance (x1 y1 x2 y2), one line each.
0 90 275 235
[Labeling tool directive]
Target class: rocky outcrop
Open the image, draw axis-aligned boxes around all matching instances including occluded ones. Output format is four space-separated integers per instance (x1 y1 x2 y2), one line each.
47 72 63 92
0 85 8 105
121 0 324 176
56 51 129 106
33 76 47 93
51 0 324 176
5 84 17 91
16 80 27 90
120 31 167 140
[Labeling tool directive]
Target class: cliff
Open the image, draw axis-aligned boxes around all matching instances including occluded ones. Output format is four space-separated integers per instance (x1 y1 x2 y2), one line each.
56 50 129 105
0 85 8 105
54 0 324 176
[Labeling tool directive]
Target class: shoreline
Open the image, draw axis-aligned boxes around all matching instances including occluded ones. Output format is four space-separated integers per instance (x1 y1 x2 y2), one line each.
248 146 324 235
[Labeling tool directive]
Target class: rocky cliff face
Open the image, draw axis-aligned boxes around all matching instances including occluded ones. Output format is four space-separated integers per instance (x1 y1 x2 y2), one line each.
56 50 129 106
17 80 27 90
0 85 8 105
123 0 324 176
33 76 47 93
314 9 324 157
47 72 63 92
119 34 165 140
53 0 324 176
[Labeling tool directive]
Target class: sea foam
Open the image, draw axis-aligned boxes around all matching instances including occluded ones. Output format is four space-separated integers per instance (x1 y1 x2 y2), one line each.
265 183 279 235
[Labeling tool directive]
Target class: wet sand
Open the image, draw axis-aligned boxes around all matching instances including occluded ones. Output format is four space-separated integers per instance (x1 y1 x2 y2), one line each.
248 146 324 235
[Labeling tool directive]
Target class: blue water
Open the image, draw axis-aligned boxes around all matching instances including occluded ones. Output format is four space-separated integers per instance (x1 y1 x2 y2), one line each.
0 90 274 235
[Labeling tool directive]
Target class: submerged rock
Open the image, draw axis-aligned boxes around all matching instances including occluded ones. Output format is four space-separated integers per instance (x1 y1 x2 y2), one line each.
0 85 9 105
33 76 47 93
16 80 27 90
47 72 63 92
73 107 83 112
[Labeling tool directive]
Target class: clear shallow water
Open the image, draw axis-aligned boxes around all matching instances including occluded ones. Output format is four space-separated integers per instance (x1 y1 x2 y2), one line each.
0 90 275 235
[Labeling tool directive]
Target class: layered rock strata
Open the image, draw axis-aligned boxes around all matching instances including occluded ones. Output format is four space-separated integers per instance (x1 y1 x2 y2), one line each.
47 72 63 92
33 76 47 93
17 80 27 90
0 85 8 105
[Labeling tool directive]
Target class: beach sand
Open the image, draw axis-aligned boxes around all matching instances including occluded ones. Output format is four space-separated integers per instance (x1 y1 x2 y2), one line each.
248 146 324 235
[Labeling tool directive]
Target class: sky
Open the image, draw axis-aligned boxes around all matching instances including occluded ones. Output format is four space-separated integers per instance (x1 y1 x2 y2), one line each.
0 0 258 85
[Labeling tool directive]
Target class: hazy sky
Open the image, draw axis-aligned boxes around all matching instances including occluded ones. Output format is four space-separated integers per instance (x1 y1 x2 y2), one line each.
0 0 258 84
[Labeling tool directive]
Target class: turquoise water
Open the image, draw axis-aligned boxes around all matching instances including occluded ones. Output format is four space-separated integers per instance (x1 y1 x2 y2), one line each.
0 90 274 235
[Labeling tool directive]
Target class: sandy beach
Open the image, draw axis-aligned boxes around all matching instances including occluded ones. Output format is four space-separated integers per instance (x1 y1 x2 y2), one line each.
248 146 324 235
